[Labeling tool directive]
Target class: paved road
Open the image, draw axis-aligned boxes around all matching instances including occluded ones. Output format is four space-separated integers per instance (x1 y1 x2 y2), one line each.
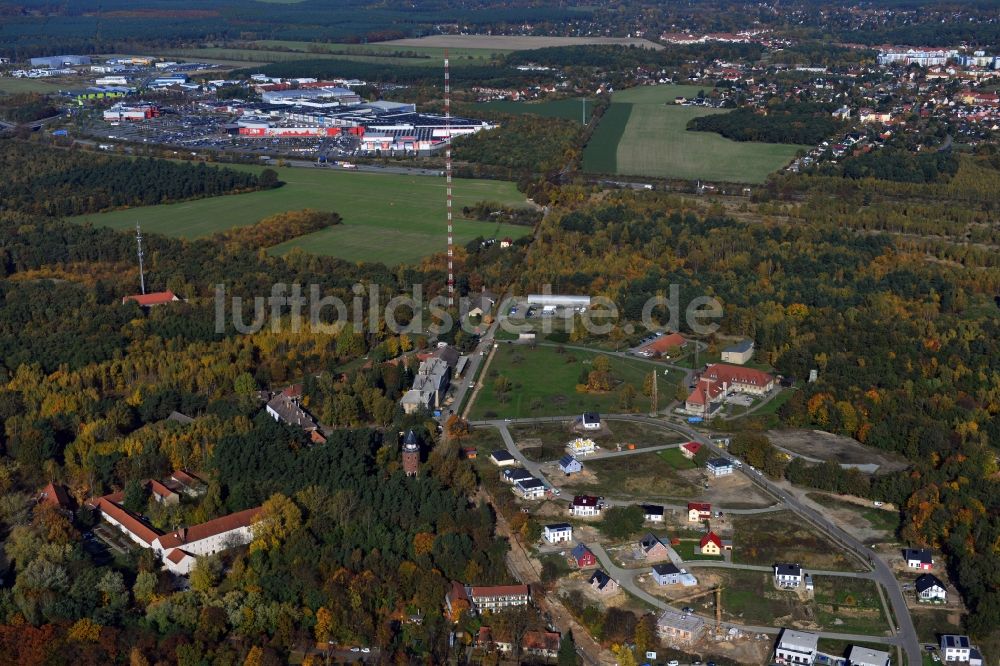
475 411 921 665
682 561 875 579
588 543 898 647
482 417 786 513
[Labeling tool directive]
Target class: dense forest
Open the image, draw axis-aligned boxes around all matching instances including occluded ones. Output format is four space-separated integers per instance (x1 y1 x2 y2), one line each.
0 94 60 124
833 148 960 184
506 172 1000 647
453 114 582 174
0 141 268 217
687 102 843 145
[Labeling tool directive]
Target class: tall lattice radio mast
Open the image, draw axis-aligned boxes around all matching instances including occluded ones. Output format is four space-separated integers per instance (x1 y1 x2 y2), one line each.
136 222 146 295
444 49 454 307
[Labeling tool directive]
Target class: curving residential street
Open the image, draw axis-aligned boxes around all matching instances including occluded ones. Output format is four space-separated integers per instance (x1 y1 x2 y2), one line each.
470 410 921 666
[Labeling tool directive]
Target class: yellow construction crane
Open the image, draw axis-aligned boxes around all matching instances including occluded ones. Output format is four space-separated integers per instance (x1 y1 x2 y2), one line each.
671 585 724 632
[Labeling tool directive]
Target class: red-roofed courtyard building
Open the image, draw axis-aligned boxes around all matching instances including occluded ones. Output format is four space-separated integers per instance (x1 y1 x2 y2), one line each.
122 291 180 307
685 363 775 416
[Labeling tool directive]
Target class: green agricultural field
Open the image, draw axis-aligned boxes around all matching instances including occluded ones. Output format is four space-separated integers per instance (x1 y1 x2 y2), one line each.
71 166 531 265
469 344 681 419
475 98 589 123
582 84 806 184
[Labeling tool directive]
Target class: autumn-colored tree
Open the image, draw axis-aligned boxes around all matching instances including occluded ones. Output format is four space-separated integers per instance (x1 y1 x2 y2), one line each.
315 606 336 643
413 532 436 557
250 493 302 553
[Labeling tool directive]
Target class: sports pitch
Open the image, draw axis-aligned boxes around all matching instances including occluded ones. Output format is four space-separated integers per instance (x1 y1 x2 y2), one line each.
582 84 805 184
71 166 532 265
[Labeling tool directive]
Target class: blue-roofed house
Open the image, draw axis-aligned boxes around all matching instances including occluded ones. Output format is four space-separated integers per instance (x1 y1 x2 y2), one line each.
558 454 583 475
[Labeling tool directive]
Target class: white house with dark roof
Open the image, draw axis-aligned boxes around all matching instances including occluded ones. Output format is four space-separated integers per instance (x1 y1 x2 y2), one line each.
774 629 819 665
774 563 803 588
503 468 534 484
651 563 682 586
490 450 516 467
941 635 971 663
543 523 572 544
706 458 735 476
915 573 947 603
904 548 933 570
642 504 664 523
581 412 601 430
514 477 546 500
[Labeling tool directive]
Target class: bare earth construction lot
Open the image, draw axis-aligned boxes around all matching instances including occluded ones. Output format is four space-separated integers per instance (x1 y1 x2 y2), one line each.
767 429 910 473
383 35 664 50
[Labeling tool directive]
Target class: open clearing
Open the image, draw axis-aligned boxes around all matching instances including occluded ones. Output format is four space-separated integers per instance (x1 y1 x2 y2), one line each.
469 344 682 419
732 511 864 571
558 451 700 501
158 47 433 67
767 429 910 473
806 492 900 543
71 166 531 265
0 77 71 94
382 35 664 51
475 98 588 122
511 419 686 463
669 569 889 635
582 84 805 183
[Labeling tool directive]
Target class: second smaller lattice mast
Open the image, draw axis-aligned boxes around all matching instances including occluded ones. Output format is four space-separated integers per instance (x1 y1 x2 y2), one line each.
445 48 454 307
136 222 146 295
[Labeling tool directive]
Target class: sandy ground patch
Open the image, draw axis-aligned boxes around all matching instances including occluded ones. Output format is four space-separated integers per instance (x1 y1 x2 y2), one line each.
767 429 909 473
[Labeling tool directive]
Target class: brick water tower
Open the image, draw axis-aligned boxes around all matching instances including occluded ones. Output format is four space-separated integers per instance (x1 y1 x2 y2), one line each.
402 430 421 477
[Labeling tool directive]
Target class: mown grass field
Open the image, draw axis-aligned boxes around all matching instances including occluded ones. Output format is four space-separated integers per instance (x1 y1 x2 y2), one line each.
71 166 531 265
253 40 508 61
583 84 806 183
562 451 699 501
474 98 588 123
0 77 69 94
158 47 434 67
469 344 681 419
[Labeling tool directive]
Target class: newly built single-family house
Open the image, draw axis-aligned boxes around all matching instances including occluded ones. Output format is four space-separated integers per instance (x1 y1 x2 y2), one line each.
566 437 598 456
490 450 516 467
773 629 819 666
688 502 712 522
570 543 597 568
706 458 735 477
643 504 665 523
846 645 891 666
916 574 947 603
569 495 601 517
581 412 601 430
514 477 546 500
657 608 704 644
904 548 934 570
699 532 723 556
543 523 573 544
588 569 619 595
640 533 670 561
651 563 682 586
558 454 583 475
774 563 803 588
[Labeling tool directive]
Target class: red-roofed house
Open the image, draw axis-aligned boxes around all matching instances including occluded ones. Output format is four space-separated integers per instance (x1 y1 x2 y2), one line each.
685 363 774 415
636 332 688 357
94 497 162 547
680 442 702 459
37 482 74 512
687 502 712 522
699 532 723 556
148 480 179 506
122 291 180 307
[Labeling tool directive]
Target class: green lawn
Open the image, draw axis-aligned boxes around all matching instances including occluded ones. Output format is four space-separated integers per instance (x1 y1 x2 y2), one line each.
70 166 531 265
469 344 681 419
657 447 697 470
475 98 588 123
582 84 806 183
813 576 890 636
